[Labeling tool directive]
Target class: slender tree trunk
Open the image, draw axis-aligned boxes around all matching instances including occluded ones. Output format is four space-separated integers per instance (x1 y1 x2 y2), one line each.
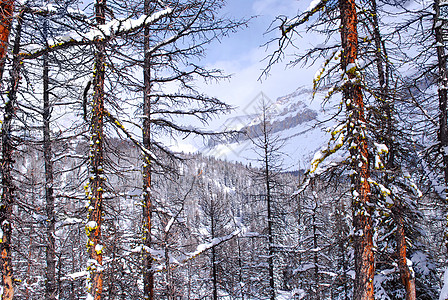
210 211 218 300
369 1 417 297
435 0 448 257
87 1 106 299
262 114 275 300
340 239 348 300
312 199 319 300
392 206 416 300
435 0 448 201
368 0 417 296
0 12 21 300
339 0 374 299
0 0 13 79
42 18 57 300
142 0 154 299
236 233 245 300
164 237 174 299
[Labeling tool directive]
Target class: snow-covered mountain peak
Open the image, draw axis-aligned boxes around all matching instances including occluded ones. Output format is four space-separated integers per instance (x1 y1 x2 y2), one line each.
201 86 333 170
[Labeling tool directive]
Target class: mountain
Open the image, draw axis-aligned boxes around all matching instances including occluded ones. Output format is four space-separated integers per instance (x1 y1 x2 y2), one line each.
200 86 334 171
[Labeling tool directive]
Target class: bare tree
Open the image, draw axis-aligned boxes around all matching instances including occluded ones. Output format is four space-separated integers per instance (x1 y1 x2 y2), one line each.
85 0 106 298
42 15 57 300
1 8 22 299
248 95 286 300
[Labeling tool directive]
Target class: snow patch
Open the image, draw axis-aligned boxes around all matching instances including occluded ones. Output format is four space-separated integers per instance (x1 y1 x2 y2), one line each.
440 268 448 300
306 0 322 12
63 270 88 280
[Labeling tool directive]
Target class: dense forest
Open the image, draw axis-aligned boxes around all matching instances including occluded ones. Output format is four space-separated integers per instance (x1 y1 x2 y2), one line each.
0 0 447 299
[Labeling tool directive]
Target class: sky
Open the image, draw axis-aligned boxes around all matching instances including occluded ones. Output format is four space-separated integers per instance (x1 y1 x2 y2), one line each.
197 0 322 120
167 0 329 155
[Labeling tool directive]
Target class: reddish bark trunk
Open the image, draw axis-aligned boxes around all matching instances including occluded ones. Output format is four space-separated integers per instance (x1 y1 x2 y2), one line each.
87 1 106 299
0 0 13 78
1 8 20 300
369 0 416 296
339 0 375 299
394 207 416 300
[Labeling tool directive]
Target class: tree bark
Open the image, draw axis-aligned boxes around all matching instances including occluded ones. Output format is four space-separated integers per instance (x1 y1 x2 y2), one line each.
43 17 57 300
393 206 416 300
210 207 218 300
435 0 448 255
312 195 319 300
339 0 374 299
0 0 13 79
369 0 416 297
0 10 21 300
262 109 275 300
142 0 154 299
87 1 106 299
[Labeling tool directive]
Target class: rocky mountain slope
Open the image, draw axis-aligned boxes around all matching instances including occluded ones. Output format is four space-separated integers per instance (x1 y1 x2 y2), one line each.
202 86 334 170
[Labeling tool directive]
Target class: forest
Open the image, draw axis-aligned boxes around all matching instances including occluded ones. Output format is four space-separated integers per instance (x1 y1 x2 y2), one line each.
0 0 447 299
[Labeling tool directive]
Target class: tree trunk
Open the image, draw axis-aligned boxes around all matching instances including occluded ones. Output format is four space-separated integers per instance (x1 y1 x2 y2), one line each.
339 0 375 299
211 211 218 300
262 112 275 300
142 1 154 299
0 0 13 79
87 1 106 299
312 197 319 300
393 206 416 300
369 0 417 297
340 238 348 300
42 17 57 300
236 232 245 299
435 0 448 254
1 11 21 300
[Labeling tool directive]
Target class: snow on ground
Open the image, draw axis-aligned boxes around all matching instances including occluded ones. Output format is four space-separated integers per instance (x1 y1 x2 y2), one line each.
440 268 448 300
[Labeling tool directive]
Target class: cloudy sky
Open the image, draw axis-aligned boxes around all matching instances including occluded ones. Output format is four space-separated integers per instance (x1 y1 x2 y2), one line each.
199 0 322 118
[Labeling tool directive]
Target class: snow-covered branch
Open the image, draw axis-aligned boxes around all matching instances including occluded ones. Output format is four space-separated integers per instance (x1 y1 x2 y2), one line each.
281 0 328 36
20 7 173 59
136 229 241 273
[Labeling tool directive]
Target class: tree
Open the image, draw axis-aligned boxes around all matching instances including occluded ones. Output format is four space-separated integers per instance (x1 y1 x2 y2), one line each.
84 0 106 298
142 0 154 298
124 0 245 297
1 8 22 299
248 95 287 300
359 0 417 298
338 2 375 298
42 16 57 300
197 181 231 300
0 0 14 78
270 0 375 297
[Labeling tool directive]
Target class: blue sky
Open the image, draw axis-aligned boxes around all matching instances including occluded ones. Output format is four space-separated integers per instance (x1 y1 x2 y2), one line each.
163 0 331 154
199 0 323 120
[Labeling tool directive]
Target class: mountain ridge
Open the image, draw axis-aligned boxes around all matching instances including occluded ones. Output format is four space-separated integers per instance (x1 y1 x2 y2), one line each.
201 86 333 170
